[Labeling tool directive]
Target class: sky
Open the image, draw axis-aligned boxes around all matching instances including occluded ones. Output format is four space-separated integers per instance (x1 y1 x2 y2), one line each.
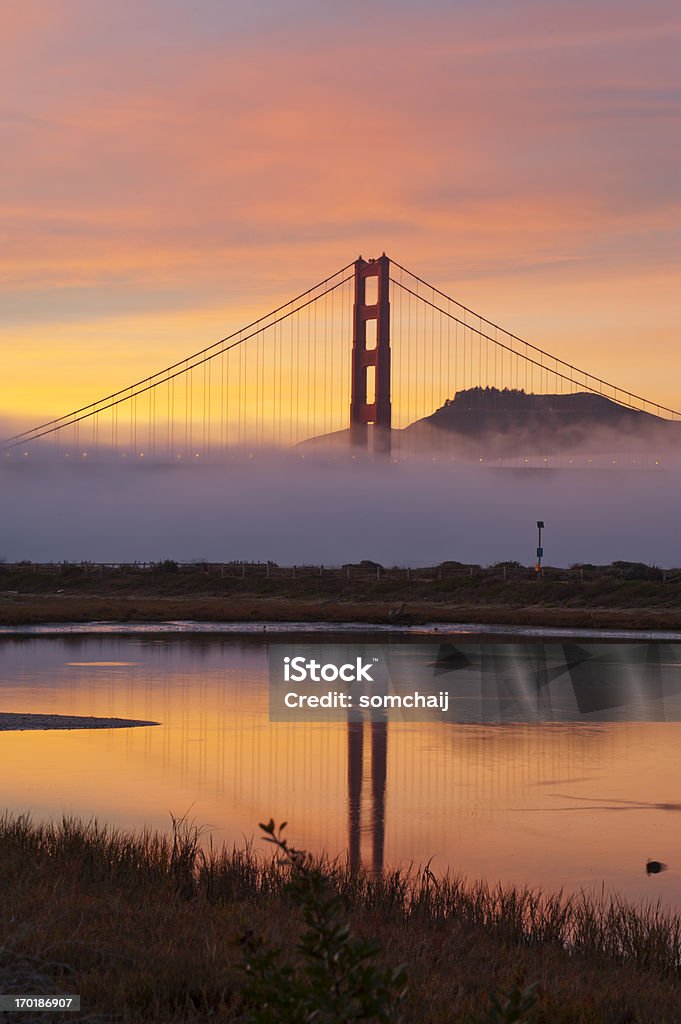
1 0 680 430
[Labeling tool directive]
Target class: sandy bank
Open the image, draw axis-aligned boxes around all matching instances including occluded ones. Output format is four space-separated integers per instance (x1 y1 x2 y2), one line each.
0 712 160 731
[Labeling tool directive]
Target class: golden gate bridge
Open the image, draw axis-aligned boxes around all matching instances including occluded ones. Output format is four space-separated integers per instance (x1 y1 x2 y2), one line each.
2 255 679 461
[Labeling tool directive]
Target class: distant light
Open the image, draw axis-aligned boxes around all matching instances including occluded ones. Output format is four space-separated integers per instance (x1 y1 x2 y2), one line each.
23 451 28 456
82 452 87 457
195 453 200 458
139 452 144 458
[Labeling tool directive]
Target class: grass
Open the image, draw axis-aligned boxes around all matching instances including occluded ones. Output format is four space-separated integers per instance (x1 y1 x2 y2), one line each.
0 595 679 631
1 560 681 629
2 812 681 1021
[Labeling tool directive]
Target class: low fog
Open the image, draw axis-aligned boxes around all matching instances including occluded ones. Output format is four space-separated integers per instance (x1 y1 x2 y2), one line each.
1 445 680 567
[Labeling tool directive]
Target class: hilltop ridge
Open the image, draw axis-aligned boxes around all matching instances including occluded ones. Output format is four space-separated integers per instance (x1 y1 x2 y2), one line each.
302 386 681 457
401 386 680 455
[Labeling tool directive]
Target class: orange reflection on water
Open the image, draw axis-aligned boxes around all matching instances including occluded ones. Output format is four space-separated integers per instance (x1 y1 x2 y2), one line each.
2 636 681 908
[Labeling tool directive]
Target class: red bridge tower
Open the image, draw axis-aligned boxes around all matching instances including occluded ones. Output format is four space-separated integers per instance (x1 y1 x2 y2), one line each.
350 255 391 455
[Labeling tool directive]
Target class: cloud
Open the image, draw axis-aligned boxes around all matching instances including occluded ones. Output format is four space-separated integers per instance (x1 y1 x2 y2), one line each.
0 0 679 418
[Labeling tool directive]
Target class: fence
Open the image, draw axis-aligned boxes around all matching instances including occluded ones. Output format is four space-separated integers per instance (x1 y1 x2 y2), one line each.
1 561 679 584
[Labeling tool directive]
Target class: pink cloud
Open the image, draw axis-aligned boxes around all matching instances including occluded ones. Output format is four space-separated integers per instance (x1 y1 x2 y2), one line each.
0 0 679 414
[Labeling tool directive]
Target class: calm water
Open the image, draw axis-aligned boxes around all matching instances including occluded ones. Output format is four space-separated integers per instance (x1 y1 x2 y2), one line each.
2 631 681 907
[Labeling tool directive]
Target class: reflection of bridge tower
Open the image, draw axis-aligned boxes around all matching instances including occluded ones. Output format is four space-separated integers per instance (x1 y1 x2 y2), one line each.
347 720 387 873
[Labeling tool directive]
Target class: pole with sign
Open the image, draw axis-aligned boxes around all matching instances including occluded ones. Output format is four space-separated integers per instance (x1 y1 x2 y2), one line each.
536 520 544 576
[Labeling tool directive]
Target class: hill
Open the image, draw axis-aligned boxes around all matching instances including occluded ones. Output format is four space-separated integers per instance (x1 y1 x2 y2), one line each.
301 388 681 457
400 387 681 455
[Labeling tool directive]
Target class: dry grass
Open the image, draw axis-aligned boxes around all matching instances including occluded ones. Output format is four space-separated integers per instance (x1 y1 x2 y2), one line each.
2 812 681 1022
0 594 680 630
2 561 681 628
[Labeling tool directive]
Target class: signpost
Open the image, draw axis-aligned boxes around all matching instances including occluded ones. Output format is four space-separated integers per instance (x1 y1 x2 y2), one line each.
536 520 544 576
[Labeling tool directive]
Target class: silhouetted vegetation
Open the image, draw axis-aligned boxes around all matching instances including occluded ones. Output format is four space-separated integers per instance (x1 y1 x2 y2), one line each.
1 558 681 629
241 819 407 1022
2 812 681 1022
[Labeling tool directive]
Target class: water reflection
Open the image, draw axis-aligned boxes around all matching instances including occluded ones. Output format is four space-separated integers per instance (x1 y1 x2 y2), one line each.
347 721 387 873
347 721 362 870
1 635 681 906
371 723 387 874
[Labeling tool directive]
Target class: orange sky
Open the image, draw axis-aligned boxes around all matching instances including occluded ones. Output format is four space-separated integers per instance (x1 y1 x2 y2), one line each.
1 0 680 428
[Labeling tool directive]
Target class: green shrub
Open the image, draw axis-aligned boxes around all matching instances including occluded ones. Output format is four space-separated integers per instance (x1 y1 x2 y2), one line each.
241 820 407 1023
475 983 538 1023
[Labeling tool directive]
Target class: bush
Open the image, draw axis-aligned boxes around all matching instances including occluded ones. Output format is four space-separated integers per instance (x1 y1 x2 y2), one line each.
241 820 407 1023
476 983 538 1023
156 559 180 574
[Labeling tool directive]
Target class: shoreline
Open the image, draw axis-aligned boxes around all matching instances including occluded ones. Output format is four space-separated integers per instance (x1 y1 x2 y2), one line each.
1 812 680 1023
1 593 681 631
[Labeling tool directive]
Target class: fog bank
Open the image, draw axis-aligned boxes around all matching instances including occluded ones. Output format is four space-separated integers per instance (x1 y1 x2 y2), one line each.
1 452 679 567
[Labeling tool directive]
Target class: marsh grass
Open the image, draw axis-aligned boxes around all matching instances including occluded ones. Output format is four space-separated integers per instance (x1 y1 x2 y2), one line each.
3 559 681 630
2 811 681 1021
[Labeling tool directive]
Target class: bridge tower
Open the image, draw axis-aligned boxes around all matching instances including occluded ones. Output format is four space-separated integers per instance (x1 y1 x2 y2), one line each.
350 255 391 455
